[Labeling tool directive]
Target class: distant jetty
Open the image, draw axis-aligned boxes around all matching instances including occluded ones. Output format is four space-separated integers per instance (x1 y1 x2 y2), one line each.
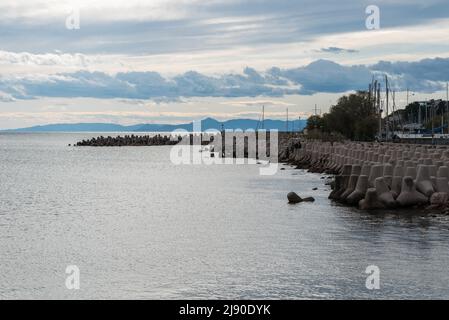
75 134 181 147
74 133 219 147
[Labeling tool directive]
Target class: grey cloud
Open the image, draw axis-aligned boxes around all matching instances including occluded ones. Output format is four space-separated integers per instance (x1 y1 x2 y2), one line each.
372 58 449 82
1 57 448 101
1 0 448 54
370 58 449 93
318 47 358 54
274 59 372 94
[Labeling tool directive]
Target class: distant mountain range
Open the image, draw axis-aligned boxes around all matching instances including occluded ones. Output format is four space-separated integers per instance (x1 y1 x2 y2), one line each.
4 118 306 132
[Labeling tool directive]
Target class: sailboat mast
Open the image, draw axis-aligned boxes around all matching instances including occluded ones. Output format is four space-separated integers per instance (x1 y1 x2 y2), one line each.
262 105 265 129
385 75 389 141
377 81 381 138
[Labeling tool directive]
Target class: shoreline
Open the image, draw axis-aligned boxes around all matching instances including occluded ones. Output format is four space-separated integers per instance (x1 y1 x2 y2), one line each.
278 137 449 213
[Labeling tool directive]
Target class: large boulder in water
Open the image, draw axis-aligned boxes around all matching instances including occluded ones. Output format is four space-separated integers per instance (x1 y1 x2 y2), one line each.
302 197 315 202
287 192 302 203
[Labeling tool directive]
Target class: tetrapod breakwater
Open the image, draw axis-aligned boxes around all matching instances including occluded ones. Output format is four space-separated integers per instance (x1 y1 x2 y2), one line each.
279 139 449 212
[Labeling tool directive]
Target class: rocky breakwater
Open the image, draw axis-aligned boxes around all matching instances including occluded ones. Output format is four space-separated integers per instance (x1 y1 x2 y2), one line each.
75 134 182 146
279 139 449 212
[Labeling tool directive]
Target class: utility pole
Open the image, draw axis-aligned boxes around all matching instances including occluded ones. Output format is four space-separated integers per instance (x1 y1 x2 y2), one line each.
262 105 265 129
392 90 396 133
431 100 434 144
442 106 444 135
286 108 289 132
419 103 422 130
425 99 428 125
406 88 409 124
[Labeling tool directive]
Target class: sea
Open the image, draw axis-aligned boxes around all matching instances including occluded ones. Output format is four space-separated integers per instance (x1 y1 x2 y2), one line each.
1 132 449 299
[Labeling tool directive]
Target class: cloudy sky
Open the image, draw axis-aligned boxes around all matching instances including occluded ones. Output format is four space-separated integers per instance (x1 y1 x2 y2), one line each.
1 0 449 129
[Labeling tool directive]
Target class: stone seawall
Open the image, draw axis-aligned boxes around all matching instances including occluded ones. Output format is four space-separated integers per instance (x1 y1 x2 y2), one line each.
279 138 449 211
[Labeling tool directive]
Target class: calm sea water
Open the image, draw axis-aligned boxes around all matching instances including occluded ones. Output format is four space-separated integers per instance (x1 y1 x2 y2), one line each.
1 132 449 299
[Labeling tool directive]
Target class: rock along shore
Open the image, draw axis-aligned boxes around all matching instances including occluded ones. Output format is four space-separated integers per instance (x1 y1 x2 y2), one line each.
279 137 449 212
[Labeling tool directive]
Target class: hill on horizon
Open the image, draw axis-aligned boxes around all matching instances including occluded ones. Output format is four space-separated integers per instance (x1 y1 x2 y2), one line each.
3 117 307 133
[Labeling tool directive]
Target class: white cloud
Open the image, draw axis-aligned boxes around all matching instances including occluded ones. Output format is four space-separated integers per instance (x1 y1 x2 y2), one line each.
0 91 16 102
226 100 296 107
0 50 91 67
0 0 195 22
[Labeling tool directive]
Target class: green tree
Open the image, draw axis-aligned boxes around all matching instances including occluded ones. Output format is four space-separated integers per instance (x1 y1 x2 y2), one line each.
306 115 324 130
306 91 378 141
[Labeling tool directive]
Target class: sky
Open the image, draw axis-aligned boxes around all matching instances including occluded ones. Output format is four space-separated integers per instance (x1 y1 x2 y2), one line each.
1 0 449 129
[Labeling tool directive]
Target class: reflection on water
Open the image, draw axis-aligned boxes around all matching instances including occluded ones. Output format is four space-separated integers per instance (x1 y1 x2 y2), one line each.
1 133 449 299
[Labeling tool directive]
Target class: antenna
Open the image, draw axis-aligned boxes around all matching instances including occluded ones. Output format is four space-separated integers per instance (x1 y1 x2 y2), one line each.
446 82 449 133
442 100 444 135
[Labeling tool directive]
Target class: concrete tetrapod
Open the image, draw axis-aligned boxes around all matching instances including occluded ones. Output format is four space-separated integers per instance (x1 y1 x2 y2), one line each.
368 165 384 187
393 166 405 177
390 176 403 199
340 174 359 201
415 165 435 197
430 192 448 207
437 166 449 180
361 164 371 176
341 164 352 176
359 188 385 210
375 177 397 208
333 175 350 200
350 165 362 176
435 177 449 193
346 175 368 205
383 164 394 177
396 176 429 207
329 175 343 200
405 167 417 179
